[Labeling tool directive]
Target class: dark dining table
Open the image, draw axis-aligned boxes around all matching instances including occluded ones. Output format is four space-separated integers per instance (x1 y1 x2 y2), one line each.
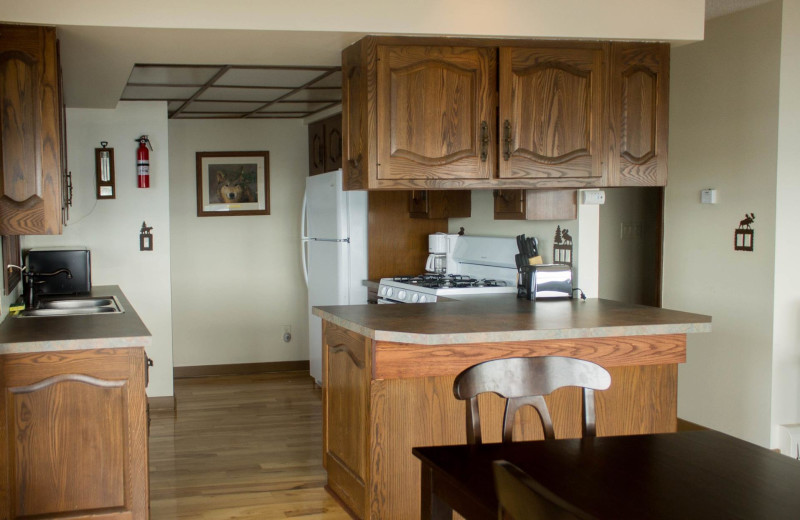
412 430 800 519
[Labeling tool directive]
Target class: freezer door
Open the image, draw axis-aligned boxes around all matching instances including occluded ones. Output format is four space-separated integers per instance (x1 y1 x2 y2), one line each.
306 170 347 240
307 239 349 383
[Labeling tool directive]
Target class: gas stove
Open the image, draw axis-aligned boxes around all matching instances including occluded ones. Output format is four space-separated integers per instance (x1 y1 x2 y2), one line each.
378 236 520 303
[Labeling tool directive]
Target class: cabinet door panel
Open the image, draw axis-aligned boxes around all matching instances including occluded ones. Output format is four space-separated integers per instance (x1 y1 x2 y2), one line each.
326 325 368 480
0 25 62 235
324 115 343 172
0 54 40 202
10 377 126 517
499 46 604 179
608 43 669 186
377 46 495 180
308 120 325 176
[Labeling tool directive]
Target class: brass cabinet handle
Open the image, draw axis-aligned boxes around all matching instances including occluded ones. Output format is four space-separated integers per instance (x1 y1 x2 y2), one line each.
480 121 489 162
503 120 512 161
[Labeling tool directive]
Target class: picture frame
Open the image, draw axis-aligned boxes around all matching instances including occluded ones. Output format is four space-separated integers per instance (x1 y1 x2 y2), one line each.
196 151 270 217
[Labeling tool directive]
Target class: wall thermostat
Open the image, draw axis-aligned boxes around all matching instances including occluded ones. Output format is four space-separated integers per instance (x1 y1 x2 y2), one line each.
701 189 718 204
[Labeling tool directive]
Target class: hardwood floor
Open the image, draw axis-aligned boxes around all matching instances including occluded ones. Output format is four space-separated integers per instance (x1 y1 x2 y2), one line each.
149 372 350 519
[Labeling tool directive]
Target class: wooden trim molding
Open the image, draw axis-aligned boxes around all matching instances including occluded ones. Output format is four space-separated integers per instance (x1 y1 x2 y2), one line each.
148 395 176 412
173 360 310 379
373 334 686 380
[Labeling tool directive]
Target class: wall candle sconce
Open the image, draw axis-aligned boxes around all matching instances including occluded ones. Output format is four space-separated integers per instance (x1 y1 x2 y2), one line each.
553 225 573 266
734 213 755 251
139 222 153 251
95 141 116 199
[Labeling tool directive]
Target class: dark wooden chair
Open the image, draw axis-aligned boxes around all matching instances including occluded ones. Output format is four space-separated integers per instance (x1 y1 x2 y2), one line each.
492 460 598 520
452 356 611 444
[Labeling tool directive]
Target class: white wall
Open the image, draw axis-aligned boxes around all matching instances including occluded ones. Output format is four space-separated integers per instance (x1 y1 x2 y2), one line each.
772 0 800 442
23 102 174 398
664 1 782 446
447 190 600 298
168 119 308 367
3 0 705 41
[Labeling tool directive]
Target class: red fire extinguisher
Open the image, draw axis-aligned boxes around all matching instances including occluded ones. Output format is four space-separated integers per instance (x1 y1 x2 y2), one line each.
136 135 153 188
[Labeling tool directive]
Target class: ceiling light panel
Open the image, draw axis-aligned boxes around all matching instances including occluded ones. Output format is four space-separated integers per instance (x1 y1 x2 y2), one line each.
198 87 293 101
128 66 222 85
261 101 333 113
283 88 341 102
184 101 266 112
122 85 200 100
174 113 236 119
216 68 329 88
310 70 342 88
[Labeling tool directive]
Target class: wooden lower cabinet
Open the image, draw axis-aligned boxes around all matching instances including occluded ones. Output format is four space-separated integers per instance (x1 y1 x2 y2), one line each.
0 347 149 519
322 322 681 519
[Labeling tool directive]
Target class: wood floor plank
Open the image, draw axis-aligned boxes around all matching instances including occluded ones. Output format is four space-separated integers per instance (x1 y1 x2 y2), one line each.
148 372 351 519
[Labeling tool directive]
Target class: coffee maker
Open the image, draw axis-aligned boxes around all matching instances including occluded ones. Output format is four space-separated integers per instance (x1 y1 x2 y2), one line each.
425 233 458 274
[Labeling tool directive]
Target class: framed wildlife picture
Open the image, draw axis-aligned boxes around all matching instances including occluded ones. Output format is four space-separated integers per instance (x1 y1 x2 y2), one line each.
196 151 270 217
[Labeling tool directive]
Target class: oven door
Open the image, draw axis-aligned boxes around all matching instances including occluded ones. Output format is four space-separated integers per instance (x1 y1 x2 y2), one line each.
377 298 399 304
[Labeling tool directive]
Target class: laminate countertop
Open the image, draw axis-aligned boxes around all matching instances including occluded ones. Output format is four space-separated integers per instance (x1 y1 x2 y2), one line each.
313 296 711 345
0 285 151 355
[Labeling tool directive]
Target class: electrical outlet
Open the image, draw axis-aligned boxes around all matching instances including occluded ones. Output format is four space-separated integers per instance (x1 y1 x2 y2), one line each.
283 325 292 343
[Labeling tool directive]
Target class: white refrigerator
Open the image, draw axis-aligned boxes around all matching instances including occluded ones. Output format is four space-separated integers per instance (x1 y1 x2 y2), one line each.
302 169 368 385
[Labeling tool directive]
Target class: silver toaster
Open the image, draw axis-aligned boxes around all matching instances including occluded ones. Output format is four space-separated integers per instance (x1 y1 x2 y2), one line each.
527 264 573 300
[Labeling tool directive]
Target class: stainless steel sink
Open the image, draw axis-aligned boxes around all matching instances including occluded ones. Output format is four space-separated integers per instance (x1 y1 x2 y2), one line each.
16 296 124 318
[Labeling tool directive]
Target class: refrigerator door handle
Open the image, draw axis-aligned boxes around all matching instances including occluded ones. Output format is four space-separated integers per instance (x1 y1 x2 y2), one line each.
310 238 350 243
301 190 309 287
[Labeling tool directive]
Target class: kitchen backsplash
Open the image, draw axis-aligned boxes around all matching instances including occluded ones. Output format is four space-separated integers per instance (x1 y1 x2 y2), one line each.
448 190 579 265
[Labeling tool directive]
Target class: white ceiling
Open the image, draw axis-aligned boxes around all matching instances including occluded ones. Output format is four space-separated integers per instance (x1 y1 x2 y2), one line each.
705 0 775 19
58 27 363 109
54 0 773 111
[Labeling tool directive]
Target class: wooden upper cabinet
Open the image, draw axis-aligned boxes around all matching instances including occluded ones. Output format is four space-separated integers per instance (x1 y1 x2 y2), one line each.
607 42 670 186
376 45 496 181
324 114 343 172
408 190 471 219
499 45 605 180
0 24 63 235
342 36 669 190
308 120 326 175
308 114 343 176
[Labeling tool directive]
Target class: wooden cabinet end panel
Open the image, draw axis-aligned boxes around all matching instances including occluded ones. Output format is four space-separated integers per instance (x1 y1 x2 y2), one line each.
608 42 669 186
324 324 370 485
342 38 371 190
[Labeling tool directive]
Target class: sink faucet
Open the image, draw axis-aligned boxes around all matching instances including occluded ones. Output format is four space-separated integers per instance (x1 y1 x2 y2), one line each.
19 268 73 309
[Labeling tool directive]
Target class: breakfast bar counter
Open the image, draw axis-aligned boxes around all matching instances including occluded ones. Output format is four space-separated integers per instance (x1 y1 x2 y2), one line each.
313 297 711 520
